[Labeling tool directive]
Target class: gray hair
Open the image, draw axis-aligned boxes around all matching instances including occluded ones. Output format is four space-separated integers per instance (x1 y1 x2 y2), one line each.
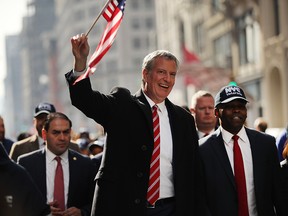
142 50 179 71
190 90 214 109
141 50 179 87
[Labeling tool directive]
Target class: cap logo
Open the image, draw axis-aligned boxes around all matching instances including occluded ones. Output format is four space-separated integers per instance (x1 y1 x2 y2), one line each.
39 104 52 111
224 86 242 96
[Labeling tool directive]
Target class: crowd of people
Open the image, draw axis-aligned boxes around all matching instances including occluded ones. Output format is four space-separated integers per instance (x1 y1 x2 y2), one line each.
0 32 288 216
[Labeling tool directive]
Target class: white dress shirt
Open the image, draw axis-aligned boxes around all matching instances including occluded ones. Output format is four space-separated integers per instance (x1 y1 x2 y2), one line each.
221 126 257 216
46 148 70 209
38 136 45 149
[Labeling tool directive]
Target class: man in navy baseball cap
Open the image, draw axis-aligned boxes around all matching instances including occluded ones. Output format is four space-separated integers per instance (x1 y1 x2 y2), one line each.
34 102 56 117
214 85 249 107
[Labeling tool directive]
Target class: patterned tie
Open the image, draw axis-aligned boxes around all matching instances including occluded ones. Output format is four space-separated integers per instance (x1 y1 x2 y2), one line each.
147 105 160 206
54 156 65 210
233 135 249 216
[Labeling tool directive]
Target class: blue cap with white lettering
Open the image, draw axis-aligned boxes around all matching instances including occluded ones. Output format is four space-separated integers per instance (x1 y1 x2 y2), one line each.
215 85 248 107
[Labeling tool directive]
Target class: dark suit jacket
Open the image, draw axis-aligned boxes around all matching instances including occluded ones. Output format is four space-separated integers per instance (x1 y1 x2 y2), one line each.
66 72 206 216
199 127 288 216
0 144 50 216
10 134 80 162
18 148 96 216
91 152 103 174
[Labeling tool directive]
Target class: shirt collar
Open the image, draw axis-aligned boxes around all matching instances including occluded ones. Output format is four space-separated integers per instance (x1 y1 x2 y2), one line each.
46 147 69 164
221 126 247 145
143 92 165 112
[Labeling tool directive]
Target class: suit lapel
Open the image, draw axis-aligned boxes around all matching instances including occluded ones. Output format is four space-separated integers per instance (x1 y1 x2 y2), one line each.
211 130 236 189
134 89 154 138
67 150 79 206
39 149 47 197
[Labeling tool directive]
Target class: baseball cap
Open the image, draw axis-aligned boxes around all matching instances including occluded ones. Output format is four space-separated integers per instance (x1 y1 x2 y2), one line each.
89 140 104 149
76 138 90 150
215 85 248 107
34 102 56 117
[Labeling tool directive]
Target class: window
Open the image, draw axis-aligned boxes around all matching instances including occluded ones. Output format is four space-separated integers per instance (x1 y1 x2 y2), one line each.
194 22 205 54
213 33 232 68
132 38 141 49
132 19 140 29
145 18 153 30
236 11 261 65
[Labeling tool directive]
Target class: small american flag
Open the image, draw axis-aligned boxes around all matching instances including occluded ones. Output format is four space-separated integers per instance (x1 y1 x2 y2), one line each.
74 0 126 84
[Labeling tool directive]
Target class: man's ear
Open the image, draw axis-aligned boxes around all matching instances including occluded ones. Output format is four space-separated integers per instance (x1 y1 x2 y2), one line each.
142 69 148 82
214 108 219 118
42 129 47 141
190 108 196 115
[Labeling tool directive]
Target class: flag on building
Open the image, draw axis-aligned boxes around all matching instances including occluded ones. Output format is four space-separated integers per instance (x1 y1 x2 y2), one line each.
182 45 200 63
74 0 126 85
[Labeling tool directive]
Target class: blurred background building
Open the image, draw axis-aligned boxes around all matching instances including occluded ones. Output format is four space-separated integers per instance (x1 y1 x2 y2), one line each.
3 0 288 139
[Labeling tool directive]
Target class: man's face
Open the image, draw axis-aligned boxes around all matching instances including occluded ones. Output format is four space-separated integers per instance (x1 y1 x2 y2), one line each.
42 118 71 155
191 96 216 131
216 100 247 134
143 57 177 104
34 113 48 137
0 117 5 141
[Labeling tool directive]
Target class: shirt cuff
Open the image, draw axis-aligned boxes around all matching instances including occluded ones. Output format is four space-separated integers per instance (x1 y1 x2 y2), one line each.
72 68 86 77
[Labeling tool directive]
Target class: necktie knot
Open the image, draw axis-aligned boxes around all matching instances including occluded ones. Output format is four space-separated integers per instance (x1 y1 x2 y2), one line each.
55 156 61 163
203 133 209 137
152 105 158 112
232 135 239 142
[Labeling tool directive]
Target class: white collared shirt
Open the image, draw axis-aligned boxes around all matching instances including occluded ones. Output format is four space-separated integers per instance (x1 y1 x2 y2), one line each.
198 129 214 139
38 136 45 149
46 147 69 208
144 93 175 199
221 126 257 216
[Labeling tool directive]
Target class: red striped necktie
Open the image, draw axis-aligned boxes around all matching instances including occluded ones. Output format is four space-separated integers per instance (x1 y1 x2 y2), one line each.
54 156 65 210
233 135 249 216
147 105 160 206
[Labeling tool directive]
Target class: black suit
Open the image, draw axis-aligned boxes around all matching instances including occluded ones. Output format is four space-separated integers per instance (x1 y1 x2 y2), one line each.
18 148 96 216
65 72 206 216
0 143 50 216
199 127 287 216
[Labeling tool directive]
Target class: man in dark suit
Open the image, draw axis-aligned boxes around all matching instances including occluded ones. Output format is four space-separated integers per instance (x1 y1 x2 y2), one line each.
0 143 50 216
189 90 218 139
199 85 287 216
10 102 80 162
65 34 206 216
0 115 14 154
18 112 96 216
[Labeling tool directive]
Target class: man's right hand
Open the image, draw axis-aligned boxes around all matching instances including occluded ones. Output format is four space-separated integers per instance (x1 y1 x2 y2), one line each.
71 33 90 72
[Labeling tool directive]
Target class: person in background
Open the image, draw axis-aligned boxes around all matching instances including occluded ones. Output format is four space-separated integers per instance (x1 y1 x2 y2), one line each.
199 85 287 216
280 136 288 198
9 102 80 162
190 90 218 139
0 142 50 216
18 112 96 216
78 128 93 143
0 115 14 154
276 124 288 162
253 117 268 133
89 136 105 157
76 137 90 156
90 136 105 174
16 132 32 141
65 33 207 216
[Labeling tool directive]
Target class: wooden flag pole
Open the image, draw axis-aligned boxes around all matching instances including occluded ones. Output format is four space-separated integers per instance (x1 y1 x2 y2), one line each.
86 0 112 37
